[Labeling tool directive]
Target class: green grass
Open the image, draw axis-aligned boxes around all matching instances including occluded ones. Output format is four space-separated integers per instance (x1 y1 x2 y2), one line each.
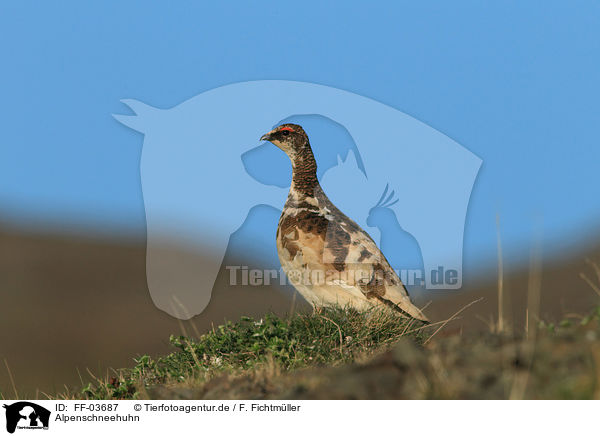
72 306 427 400
54 304 600 400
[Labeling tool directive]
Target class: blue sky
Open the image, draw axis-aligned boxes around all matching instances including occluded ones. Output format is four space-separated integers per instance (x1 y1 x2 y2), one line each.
1 1 599 273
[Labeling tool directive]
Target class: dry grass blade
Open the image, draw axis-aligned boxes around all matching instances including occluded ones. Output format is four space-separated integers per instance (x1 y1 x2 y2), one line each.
85 367 105 386
423 298 484 345
402 317 462 336
184 338 203 370
475 314 496 332
3 358 18 399
319 315 344 356
401 317 417 335
526 236 542 340
287 291 298 321
510 237 542 399
419 300 433 312
169 299 190 338
585 258 600 285
496 214 504 333
580 272 600 297
172 295 202 339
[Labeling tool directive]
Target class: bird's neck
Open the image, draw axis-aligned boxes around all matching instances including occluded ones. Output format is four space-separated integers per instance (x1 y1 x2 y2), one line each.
290 143 320 198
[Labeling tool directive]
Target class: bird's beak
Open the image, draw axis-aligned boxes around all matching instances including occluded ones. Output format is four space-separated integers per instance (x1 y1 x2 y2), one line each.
260 133 271 142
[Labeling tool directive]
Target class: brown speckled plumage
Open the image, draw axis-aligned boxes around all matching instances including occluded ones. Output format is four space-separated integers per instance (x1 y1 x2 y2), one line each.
260 124 428 322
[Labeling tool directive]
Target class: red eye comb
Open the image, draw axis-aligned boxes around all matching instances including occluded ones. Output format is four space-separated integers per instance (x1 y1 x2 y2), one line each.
279 127 294 132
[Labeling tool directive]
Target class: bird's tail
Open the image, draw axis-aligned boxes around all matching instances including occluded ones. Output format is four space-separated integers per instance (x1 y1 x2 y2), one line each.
376 295 430 323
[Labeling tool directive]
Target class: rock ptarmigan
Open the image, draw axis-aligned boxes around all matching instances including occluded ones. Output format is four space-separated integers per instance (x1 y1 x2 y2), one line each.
260 123 429 322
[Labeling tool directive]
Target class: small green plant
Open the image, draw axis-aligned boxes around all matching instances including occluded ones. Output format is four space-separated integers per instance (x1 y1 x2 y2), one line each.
78 306 427 399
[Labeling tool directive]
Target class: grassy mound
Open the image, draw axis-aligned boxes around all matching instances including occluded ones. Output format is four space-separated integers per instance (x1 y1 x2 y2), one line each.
145 307 600 400
73 306 427 400
58 305 600 400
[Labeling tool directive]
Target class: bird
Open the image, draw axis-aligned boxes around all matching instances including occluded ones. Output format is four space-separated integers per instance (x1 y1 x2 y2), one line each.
260 123 429 322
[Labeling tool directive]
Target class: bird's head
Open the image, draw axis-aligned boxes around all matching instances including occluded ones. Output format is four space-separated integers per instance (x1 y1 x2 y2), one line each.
260 124 309 159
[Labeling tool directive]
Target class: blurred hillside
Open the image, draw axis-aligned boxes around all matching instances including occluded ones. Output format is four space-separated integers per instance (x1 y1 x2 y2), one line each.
0 228 295 397
0 227 598 397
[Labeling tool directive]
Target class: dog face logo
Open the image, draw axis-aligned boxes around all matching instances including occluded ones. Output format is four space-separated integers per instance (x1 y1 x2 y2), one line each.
2 402 50 433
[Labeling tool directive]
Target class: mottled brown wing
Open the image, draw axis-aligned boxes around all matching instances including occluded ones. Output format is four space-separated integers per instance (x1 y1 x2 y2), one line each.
325 220 429 322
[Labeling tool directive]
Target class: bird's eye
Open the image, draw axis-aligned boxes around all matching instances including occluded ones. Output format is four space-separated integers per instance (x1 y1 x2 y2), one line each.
281 130 290 136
